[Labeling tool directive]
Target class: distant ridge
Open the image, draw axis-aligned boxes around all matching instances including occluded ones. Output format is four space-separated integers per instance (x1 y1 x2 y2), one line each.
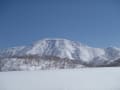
0 38 120 71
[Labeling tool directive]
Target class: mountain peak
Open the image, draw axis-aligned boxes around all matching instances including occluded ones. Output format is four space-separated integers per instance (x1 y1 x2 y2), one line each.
26 38 105 62
34 38 78 45
1 38 120 71
0 38 120 63
27 38 84 60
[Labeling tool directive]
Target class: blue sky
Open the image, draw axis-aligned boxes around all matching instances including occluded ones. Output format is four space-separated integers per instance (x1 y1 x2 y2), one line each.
0 0 120 48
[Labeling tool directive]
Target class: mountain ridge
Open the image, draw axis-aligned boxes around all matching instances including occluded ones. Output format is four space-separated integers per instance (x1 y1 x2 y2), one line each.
0 38 120 71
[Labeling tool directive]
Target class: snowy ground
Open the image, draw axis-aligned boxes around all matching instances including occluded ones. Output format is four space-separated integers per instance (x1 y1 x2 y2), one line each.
0 67 120 90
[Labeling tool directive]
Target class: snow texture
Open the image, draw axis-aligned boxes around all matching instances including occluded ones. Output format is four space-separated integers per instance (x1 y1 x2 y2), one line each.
0 67 120 90
1 38 120 71
0 38 119 62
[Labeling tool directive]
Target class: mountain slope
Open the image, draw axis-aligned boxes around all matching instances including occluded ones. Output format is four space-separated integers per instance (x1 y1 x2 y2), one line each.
26 38 106 62
0 38 120 71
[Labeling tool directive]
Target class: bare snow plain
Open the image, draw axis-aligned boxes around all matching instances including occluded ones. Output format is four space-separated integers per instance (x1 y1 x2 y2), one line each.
0 67 120 90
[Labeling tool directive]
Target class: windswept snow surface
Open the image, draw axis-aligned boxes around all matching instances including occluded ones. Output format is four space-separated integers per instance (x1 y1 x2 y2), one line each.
0 67 120 90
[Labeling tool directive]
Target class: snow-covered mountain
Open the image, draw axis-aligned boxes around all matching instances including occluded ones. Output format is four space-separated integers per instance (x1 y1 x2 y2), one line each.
26 38 106 62
0 38 120 71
